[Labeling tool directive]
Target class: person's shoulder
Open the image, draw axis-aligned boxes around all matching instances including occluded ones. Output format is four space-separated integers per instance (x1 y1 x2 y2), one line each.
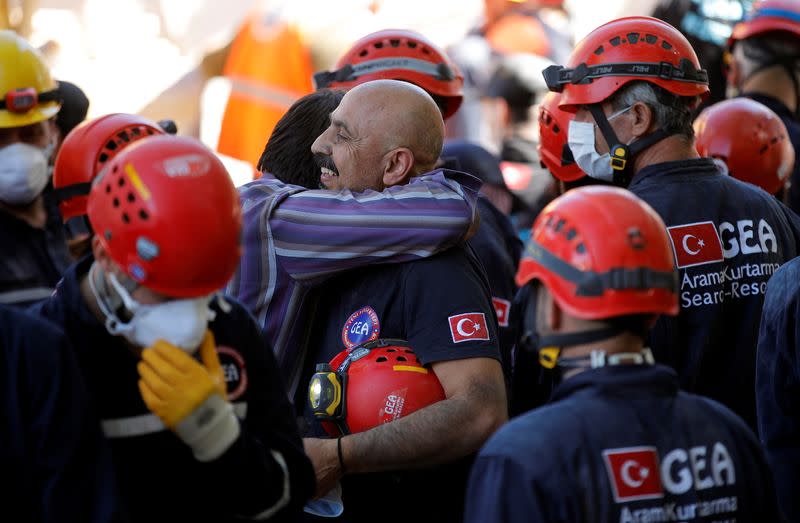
0 304 68 360
481 402 578 459
238 176 302 203
677 389 757 439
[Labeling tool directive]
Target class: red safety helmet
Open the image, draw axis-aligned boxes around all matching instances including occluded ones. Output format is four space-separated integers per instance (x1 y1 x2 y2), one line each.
308 339 446 437
53 113 165 237
538 91 584 182
313 29 464 119
543 16 710 112
730 0 800 43
87 135 242 298
516 186 678 319
694 98 794 195
485 13 551 57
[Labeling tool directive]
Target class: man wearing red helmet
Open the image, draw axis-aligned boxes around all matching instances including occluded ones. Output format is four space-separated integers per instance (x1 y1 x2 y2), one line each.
51 113 167 259
295 80 506 523
544 15 800 431
31 135 314 522
694 97 795 197
728 0 800 213
465 186 780 523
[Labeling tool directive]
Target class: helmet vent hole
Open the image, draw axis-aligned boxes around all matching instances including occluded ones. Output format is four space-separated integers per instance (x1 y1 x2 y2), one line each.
118 177 125 187
117 131 130 143
770 137 779 145
376 356 388 363
554 219 565 232
112 165 118 173
105 184 111 194
112 197 120 207
121 212 130 224
359 49 368 57
131 127 141 137
576 243 586 254
404 349 414 354
594 45 604 55
627 33 640 44
553 124 560 133
566 228 577 241
389 39 400 47
421 47 431 55
374 41 383 49
99 152 109 164
127 192 135 203
759 145 769 154
408 41 417 48
386 348 397 353
610 36 621 46
106 140 118 151
146 129 155 135
661 40 672 50
645 34 657 44
396 356 407 362
139 209 149 220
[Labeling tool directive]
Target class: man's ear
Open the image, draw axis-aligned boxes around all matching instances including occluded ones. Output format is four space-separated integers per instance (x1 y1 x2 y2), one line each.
630 101 655 137
382 147 415 187
91 236 113 273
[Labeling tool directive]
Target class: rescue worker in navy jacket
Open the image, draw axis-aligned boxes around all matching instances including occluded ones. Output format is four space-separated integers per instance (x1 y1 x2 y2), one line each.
756 256 800 522
727 0 800 213
0 32 70 307
1 304 119 522
543 15 800 430
466 186 780 523
296 80 508 523
31 135 314 522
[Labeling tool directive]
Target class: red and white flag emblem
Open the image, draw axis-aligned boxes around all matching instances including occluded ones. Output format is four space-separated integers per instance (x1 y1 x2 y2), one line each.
603 447 664 503
667 221 724 268
492 297 511 327
448 313 490 343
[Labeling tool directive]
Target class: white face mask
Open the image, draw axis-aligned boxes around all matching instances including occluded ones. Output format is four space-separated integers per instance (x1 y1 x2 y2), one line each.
101 272 216 353
0 142 50 205
567 106 632 182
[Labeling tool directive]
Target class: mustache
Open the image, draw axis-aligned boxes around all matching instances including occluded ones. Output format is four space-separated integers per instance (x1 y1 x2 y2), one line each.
314 154 339 175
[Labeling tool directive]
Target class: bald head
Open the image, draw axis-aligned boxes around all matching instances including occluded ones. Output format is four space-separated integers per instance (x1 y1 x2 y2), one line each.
311 79 445 191
348 80 445 172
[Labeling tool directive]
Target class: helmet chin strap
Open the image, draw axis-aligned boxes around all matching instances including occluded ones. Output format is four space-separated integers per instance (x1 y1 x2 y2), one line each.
588 104 669 187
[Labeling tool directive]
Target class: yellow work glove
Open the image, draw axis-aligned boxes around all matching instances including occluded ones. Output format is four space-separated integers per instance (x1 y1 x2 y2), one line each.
138 330 240 461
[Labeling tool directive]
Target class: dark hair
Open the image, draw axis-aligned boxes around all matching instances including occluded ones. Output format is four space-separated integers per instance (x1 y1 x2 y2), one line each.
257 89 345 188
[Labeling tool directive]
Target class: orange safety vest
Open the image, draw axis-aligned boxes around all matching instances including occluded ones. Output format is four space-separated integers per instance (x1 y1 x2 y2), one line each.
217 13 314 167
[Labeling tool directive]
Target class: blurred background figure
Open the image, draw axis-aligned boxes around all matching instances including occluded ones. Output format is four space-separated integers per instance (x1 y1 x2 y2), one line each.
652 0 755 110
694 97 795 200
52 79 88 155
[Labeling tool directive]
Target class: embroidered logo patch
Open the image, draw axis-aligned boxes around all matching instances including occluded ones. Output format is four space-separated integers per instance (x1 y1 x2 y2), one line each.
216 346 248 401
342 306 380 348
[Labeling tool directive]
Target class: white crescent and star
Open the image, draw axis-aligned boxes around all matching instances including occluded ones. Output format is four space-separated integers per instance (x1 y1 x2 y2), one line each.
621 460 648 488
456 318 481 337
681 234 706 256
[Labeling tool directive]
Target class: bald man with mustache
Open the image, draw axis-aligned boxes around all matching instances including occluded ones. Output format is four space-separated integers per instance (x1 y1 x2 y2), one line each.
298 80 507 523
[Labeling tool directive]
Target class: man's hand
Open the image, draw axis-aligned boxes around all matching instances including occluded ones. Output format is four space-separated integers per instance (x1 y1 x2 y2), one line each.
303 437 343 498
138 331 239 461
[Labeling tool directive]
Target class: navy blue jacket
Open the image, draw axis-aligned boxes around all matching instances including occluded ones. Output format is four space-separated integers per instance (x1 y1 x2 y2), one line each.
0 304 118 522
0 193 70 307
743 92 800 214
630 158 800 430
30 257 314 522
466 364 779 523
756 256 800 522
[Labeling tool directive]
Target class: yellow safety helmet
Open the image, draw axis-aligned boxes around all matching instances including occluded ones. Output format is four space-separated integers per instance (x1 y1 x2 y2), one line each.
0 31 60 129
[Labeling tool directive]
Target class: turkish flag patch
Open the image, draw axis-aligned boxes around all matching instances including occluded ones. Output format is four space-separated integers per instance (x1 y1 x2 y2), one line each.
667 221 724 269
492 297 511 327
448 312 490 343
603 447 664 503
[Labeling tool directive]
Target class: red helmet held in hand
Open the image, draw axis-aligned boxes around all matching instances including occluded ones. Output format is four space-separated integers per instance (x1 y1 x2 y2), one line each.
313 29 464 119
53 113 165 238
87 135 242 297
517 186 678 319
309 339 446 437
694 98 794 195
